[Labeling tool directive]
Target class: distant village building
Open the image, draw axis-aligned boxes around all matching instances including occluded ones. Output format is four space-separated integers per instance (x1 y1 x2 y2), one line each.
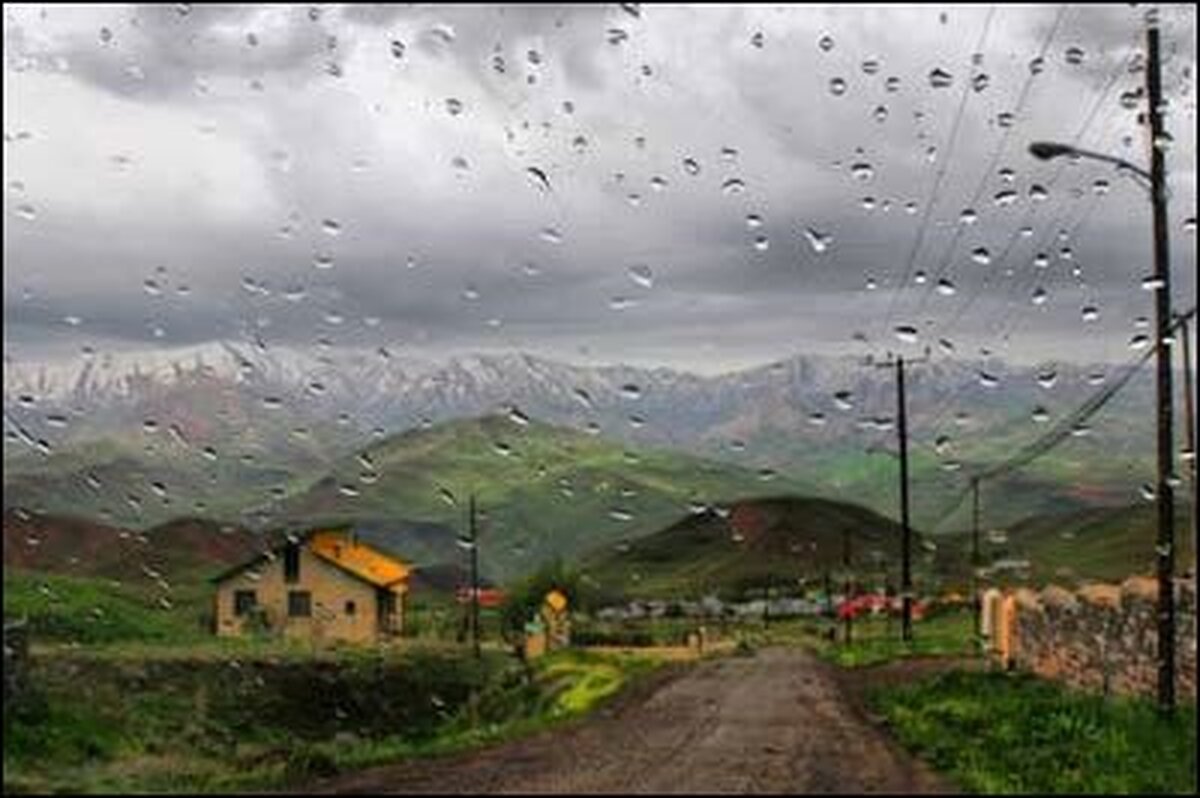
211 527 412 644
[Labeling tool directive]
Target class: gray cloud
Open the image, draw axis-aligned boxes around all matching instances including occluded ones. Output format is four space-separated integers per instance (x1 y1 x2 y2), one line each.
2 3 1196 379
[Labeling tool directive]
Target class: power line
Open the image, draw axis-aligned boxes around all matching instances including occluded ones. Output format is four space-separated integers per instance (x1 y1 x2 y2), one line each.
973 306 1195 483
879 6 998 338
898 4 1070 336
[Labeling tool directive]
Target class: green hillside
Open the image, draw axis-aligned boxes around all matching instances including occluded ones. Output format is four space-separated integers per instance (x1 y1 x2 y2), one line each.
275 415 820 582
927 502 1197 589
579 495 921 601
1003 502 1196 585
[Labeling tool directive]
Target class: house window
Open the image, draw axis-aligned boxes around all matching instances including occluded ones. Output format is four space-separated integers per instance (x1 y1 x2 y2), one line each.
234 590 257 616
345 600 356 616
283 543 300 583
288 590 312 617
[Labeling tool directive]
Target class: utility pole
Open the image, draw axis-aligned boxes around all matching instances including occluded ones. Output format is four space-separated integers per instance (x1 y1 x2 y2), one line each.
469 494 481 660
842 527 853 644
971 476 982 643
1147 22 1176 714
1179 313 1196 592
872 350 928 643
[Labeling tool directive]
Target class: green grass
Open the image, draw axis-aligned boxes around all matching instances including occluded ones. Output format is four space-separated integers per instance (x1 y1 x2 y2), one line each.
2 646 662 794
3 569 206 645
870 669 1197 794
803 609 977 668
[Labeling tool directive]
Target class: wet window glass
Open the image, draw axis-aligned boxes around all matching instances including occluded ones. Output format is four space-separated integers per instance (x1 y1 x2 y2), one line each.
3 4 1196 794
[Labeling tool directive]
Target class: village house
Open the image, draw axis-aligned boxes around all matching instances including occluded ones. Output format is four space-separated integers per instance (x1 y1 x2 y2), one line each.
211 527 412 644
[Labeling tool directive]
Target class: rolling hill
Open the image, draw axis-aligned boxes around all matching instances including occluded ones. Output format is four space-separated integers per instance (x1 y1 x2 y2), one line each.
579 495 925 601
271 415 821 582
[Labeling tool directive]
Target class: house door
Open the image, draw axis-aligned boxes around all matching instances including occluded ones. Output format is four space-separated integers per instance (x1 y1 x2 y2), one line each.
376 588 397 637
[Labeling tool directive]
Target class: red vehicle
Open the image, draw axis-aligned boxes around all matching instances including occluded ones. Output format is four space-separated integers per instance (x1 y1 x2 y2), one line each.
836 594 926 621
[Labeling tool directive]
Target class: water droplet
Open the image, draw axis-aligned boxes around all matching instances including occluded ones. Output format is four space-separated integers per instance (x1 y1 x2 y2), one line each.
818 34 834 52
540 227 563 244
609 296 636 311
620 383 642 400
971 247 991 265
861 59 880 75
1081 305 1099 322
1029 184 1049 203
750 31 765 49
914 271 927 285
1036 370 1058 389
959 208 978 225
607 28 629 45
1031 287 1048 305
745 213 763 229
997 112 1015 128
807 412 827 426
601 259 645 293
1028 56 1045 75
1141 483 1157 501
1031 406 1050 423
850 162 874 181
885 76 901 93
682 157 701 176
1065 46 1085 65
1129 333 1151 350
873 104 889 123
928 68 953 88
936 279 957 296
894 325 919 344
861 196 877 211
1140 275 1165 291
978 371 1000 388
753 235 769 252
721 177 746 195
803 227 832 254
972 73 989 92
994 189 1018 207
649 175 667 192
829 77 847 96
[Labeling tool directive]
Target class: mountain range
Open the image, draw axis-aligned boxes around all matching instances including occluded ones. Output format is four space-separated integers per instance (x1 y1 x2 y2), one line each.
4 342 1164 541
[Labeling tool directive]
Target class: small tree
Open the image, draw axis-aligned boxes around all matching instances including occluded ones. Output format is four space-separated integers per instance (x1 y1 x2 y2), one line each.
499 558 586 645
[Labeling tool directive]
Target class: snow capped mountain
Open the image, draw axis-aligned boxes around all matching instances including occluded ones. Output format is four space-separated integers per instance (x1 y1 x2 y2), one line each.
4 339 1153 469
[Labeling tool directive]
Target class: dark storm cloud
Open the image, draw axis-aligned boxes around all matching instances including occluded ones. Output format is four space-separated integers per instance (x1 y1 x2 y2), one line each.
2 3 1196 375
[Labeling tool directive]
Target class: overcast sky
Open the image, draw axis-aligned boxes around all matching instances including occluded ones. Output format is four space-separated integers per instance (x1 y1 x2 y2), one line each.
3 3 1196 376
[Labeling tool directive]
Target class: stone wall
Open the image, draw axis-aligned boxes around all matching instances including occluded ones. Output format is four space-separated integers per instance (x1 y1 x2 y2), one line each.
996 576 1196 700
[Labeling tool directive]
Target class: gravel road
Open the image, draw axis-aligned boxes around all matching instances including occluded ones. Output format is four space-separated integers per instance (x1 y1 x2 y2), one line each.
311 647 954 794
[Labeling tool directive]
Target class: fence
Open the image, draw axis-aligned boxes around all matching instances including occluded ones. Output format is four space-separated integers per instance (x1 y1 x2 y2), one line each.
981 577 1197 700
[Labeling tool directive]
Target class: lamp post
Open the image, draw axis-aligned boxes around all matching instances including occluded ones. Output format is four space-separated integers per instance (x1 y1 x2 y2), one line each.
1027 24 1176 713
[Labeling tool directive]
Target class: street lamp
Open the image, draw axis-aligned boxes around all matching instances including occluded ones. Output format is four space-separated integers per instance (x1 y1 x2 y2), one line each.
1027 24 1177 713
1027 140 1153 184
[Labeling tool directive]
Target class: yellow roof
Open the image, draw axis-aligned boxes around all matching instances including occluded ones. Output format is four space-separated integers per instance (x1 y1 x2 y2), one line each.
308 530 411 588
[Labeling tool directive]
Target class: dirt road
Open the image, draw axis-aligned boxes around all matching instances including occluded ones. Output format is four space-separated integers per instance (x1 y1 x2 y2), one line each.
312 648 954 794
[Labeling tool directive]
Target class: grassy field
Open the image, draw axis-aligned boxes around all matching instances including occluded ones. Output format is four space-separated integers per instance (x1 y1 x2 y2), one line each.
796 608 977 668
870 669 1197 794
3 646 664 793
3 569 208 645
